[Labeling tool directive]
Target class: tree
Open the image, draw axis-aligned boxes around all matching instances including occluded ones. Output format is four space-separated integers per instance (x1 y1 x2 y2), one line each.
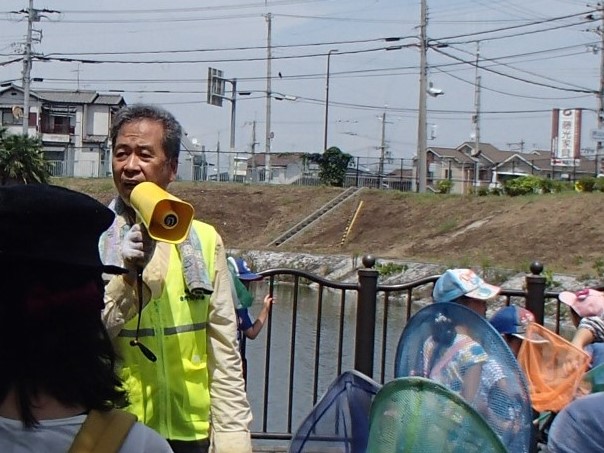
304 146 353 187
0 132 50 185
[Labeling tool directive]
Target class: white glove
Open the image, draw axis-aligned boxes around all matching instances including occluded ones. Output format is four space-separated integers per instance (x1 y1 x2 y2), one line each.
121 223 153 269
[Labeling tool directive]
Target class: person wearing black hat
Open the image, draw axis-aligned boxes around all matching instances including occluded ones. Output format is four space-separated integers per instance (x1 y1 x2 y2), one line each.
99 104 252 453
0 184 172 452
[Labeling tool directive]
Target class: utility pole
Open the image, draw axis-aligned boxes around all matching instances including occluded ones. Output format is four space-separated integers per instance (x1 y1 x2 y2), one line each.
21 0 36 135
17 2 57 135
416 0 428 193
378 111 387 188
597 3 604 162
229 78 237 181
216 136 221 181
473 41 481 187
323 49 338 152
264 12 273 183
251 120 258 182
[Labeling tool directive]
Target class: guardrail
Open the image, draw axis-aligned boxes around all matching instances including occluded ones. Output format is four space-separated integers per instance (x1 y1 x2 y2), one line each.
248 257 556 450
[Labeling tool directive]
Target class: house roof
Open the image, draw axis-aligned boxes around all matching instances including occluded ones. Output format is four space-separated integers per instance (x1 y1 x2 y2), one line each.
93 94 126 105
386 168 413 177
0 83 125 106
0 83 42 101
34 90 99 104
428 142 596 175
523 155 597 174
427 146 475 164
456 141 513 164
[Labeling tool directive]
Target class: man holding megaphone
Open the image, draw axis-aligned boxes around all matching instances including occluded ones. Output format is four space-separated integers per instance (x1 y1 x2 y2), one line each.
99 104 252 453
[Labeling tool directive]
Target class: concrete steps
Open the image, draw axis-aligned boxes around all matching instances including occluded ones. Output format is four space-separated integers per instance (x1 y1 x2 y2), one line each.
268 187 362 247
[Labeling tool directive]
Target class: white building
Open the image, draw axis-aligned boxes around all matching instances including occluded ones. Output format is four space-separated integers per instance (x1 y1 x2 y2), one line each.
0 83 125 178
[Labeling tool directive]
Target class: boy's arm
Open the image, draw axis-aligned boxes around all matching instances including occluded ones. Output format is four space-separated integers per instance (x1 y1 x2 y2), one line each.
244 295 274 340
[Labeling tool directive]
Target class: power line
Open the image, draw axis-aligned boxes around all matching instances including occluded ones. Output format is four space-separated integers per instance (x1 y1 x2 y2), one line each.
27 40 597 88
433 47 596 93
34 43 417 65
43 35 416 57
433 65 593 100
445 43 597 91
432 9 595 42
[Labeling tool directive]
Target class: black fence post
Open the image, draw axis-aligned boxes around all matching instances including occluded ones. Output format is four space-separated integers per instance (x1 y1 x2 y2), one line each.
355 255 379 378
525 261 546 325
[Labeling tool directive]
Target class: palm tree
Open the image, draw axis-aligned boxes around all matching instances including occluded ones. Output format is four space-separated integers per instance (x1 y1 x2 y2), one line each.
0 131 50 185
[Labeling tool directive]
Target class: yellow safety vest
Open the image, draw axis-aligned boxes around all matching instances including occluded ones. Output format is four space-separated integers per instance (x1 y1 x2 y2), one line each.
115 221 216 441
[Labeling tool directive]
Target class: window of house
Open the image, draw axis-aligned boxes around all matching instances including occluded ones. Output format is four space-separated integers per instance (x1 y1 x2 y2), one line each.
41 115 74 134
2 109 22 125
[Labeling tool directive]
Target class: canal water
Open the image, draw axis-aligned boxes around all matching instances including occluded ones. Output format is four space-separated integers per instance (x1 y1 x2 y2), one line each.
243 280 410 439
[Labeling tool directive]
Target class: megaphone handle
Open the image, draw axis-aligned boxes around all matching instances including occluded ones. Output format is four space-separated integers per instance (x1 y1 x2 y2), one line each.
129 266 157 362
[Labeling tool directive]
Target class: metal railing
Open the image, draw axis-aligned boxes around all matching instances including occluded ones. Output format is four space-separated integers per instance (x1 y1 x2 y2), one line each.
249 257 557 449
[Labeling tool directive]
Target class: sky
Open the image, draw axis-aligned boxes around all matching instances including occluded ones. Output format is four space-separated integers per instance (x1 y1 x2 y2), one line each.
0 0 601 173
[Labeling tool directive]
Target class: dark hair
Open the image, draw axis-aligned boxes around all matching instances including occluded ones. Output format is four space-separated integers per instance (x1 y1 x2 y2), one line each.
0 266 128 428
110 103 182 162
432 312 456 346
426 312 457 376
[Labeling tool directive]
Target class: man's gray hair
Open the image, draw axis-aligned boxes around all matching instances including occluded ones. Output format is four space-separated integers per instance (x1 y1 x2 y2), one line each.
110 104 182 162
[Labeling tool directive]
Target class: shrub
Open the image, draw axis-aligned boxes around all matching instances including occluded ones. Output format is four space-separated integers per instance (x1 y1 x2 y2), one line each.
436 179 453 194
575 176 597 192
594 176 604 192
503 176 542 196
375 261 408 277
543 268 561 288
550 180 568 193
477 187 489 196
539 178 554 194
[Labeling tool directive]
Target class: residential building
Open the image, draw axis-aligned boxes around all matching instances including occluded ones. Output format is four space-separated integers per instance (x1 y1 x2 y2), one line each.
0 83 208 181
416 141 599 194
0 83 125 178
246 152 315 184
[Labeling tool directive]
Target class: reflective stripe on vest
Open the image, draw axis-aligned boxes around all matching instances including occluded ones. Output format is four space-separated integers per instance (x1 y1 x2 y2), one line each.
118 322 207 338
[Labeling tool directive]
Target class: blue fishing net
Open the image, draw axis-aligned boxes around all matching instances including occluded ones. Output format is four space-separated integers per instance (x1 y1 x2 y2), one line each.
289 370 381 453
394 302 533 453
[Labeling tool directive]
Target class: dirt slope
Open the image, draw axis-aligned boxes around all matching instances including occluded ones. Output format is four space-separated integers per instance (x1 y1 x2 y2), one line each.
58 178 604 277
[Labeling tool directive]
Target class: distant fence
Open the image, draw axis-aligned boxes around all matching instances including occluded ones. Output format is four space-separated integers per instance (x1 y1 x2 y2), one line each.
247 257 562 449
46 159 103 178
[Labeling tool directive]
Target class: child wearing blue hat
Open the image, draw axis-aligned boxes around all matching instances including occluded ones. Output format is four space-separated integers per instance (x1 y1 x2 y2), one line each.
226 257 274 385
489 305 546 358
227 257 274 341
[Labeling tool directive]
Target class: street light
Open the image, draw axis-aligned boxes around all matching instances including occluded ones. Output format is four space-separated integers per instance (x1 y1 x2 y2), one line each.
220 78 237 182
239 91 297 102
323 49 339 153
206 69 238 181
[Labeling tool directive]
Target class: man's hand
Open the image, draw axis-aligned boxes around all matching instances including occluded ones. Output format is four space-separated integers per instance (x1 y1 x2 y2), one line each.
121 223 154 270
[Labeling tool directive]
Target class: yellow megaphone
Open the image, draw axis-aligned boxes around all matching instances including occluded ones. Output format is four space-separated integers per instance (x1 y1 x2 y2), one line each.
130 182 194 244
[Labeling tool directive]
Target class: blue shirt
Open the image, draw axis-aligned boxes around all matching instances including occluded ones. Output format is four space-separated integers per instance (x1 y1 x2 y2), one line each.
236 307 253 332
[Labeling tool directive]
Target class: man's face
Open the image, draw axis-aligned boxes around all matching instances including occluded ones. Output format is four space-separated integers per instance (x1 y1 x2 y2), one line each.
112 119 177 205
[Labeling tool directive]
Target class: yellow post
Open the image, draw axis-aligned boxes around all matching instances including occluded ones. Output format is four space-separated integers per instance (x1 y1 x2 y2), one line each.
340 200 364 246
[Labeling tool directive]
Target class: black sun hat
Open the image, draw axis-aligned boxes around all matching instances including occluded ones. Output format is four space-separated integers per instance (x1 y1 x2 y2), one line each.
0 184 127 275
